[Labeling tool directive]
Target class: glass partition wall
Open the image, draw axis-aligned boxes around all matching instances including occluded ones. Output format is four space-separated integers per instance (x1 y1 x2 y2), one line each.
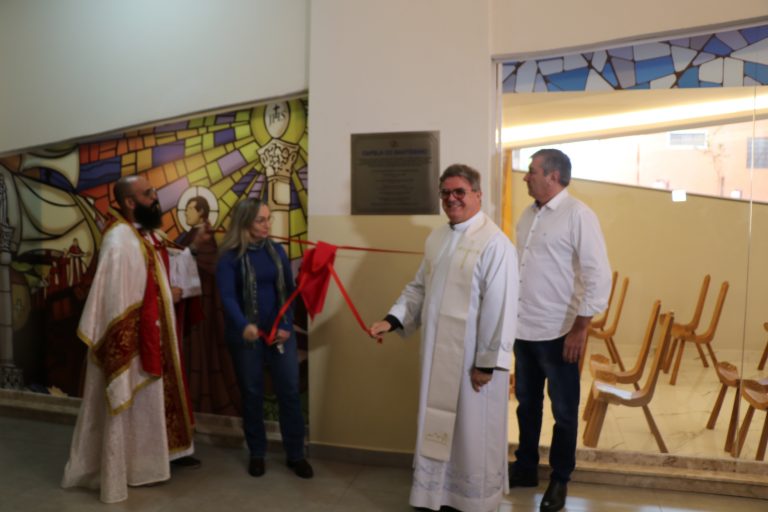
498 25 768 462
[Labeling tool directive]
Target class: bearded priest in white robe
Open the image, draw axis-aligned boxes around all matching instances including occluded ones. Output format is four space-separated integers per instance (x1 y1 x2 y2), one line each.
370 164 518 512
61 176 195 503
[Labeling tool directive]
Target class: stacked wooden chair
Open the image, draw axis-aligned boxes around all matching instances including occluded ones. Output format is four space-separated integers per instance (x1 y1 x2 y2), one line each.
580 273 629 375
664 277 729 385
706 361 741 453
582 301 673 453
710 322 768 456
733 378 768 461
589 271 618 332
583 300 660 421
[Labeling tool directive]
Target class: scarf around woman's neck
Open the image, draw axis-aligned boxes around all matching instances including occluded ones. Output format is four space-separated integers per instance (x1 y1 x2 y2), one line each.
240 239 287 332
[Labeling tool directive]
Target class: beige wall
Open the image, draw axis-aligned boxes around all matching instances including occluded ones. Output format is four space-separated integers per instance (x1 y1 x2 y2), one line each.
307 0 495 216
307 0 495 453
0 0 309 155
308 215 442 451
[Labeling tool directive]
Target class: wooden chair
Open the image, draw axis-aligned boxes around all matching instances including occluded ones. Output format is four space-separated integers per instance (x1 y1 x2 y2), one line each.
580 276 629 375
590 271 618 331
582 308 674 454
733 378 768 460
582 300 660 422
663 274 710 374
705 361 741 453
665 280 729 386
758 323 768 371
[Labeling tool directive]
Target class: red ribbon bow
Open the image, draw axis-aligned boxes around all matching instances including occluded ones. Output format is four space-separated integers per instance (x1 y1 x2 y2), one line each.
259 240 384 345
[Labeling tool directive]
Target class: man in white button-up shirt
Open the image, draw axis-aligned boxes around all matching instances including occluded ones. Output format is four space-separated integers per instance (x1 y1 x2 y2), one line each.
508 149 611 512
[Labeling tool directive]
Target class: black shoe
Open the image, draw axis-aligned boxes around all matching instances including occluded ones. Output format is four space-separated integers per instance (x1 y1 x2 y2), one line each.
171 456 201 469
287 458 314 479
248 457 265 477
508 463 539 487
540 480 567 512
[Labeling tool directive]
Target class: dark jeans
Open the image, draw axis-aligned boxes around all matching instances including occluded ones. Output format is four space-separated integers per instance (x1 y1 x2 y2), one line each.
228 333 305 461
513 336 580 483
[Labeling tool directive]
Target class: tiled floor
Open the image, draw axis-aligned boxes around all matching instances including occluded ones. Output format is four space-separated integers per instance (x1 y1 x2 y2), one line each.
2 414 766 512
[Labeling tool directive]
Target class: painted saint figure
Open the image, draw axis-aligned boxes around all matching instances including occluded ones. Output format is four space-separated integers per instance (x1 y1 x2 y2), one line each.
176 195 241 416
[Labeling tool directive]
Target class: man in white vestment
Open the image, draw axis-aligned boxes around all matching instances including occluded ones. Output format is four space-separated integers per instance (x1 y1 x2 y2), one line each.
508 149 611 512
369 164 518 512
61 176 197 503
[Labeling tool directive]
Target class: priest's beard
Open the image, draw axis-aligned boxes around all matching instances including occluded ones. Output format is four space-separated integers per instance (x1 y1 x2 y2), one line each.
134 201 162 230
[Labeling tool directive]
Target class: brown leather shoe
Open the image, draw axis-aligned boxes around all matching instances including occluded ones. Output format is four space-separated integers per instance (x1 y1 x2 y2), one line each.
286 458 314 479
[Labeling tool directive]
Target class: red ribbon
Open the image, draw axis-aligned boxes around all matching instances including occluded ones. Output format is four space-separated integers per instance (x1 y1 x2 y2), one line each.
258 237 421 345
270 235 423 255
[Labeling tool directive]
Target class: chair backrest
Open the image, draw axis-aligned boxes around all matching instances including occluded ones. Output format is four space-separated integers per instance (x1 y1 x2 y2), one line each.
697 281 729 342
637 310 675 405
601 277 629 336
592 270 618 330
681 274 711 331
622 299 661 383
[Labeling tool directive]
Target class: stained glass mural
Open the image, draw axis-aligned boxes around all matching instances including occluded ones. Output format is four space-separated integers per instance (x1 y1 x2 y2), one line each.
502 24 768 92
0 98 309 420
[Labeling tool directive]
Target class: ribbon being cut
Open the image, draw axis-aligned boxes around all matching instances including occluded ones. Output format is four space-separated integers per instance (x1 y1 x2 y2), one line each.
259 238 421 346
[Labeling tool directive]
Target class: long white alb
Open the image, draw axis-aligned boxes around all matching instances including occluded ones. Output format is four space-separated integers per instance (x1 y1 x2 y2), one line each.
388 211 518 512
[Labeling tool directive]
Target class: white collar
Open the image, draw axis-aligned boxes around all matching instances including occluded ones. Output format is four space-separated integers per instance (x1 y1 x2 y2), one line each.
449 210 483 232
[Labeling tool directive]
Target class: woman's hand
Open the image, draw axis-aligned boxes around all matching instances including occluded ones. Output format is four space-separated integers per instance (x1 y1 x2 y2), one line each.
242 324 260 341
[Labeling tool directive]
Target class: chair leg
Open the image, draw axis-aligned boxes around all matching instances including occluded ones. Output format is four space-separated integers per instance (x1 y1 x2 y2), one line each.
756 413 768 461
759 342 768 371
640 404 668 453
694 343 709 368
663 338 679 373
705 342 718 367
706 383 727 430
605 336 625 372
724 388 740 454
734 405 755 458
669 340 686 385
583 401 608 448
582 391 594 421
578 335 590 375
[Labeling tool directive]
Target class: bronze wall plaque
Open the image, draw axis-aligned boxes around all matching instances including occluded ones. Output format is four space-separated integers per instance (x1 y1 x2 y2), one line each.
351 131 439 214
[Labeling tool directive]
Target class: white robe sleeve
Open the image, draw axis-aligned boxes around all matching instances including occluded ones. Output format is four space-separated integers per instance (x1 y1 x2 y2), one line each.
387 259 427 338
473 234 518 371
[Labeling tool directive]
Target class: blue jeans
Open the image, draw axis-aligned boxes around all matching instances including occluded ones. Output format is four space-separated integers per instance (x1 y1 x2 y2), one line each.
513 336 580 483
228 334 306 461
